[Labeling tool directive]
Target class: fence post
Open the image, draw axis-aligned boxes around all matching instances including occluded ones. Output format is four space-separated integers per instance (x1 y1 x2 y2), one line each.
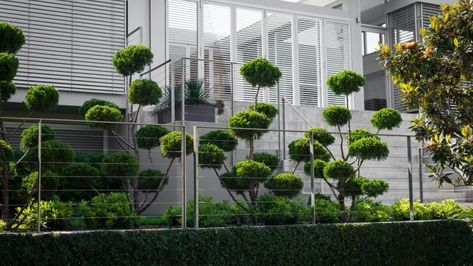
309 132 316 224
407 136 414 221
230 62 234 117
277 81 281 162
282 98 286 160
37 119 42 232
193 126 199 228
181 126 187 229
181 59 186 126
418 147 424 203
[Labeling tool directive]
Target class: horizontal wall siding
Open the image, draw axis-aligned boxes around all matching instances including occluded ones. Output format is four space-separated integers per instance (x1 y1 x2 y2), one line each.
0 0 125 94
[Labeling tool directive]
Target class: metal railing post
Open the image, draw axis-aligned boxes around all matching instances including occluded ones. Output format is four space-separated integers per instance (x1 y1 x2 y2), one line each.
418 147 424 203
37 120 42 232
277 81 281 162
181 126 187 229
230 62 234 117
282 98 286 160
193 126 199 228
181 59 186 126
407 136 414 221
309 132 316 224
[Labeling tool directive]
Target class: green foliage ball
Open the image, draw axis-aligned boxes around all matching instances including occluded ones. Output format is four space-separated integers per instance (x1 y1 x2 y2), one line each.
112 45 153 76
327 70 365 96
198 144 226 169
101 152 139 178
247 102 278 120
371 108 403 131
240 57 282 88
199 130 238 152
349 128 378 143
0 81 16 101
0 22 25 53
79 99 119 117
304 159 327 178
235 160 272 185
59 163 101 201
160 131 194 158
228 110 271 140
323 105 352 127
288 138 330 162
265 172 304 198
0 139 14 162
323 160 355 180
128 79 162 105
348 137 389 161
304 128 335 146
20 124 55 150
219 170 247 191
253 152 279 172
136 125 170 150
0 52 19 81
25 85 59 112
85 105 123 128
138 169 167 191
361 179 389 198
88 193 138 228
41 140 75 172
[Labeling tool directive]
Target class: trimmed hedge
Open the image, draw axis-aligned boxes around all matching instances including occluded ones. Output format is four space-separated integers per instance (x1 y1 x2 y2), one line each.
0 220 472 265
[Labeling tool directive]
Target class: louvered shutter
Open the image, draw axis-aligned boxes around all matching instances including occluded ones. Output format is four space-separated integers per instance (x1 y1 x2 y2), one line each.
0 0 125 94
235 7 263 103
297 17 322 106
324 20 349 106
421 3 441 28
267 12 293 104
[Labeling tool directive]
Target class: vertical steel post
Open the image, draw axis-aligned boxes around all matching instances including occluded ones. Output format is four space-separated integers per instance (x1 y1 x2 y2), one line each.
309 132 316 224
277 81 281 162
193 126 199 228
181 59 186 126
37 120 42 232
282 98 286 160
418 147 424 203
181 126 187 229
407 136 414 221
230 62 234 117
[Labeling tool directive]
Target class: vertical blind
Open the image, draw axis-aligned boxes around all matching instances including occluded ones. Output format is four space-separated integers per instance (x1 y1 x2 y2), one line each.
167 0 352 107
0 0 125 94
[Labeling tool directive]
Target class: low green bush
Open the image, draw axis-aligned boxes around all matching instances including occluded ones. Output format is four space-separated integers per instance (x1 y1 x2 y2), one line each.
428 199 465 219
351 199 391 222
85 193 139 229
313 198 339 223
0 219 5 231
253 194 307 225
11 199 60 230
390 199 433 221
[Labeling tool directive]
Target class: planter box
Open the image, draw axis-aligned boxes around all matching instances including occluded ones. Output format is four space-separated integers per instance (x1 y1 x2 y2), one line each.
158 103 215 123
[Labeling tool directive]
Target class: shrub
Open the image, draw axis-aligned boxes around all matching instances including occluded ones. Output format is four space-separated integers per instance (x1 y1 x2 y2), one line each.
24 85 59 112
21 171 59 200
428 199 464 219
323 105 352 127
0 139 13 162
323 160 355 180
348 137 389 160
0 22 25 53
327 70 365 96
112 45 153 76
85 105 123 128
160 131 194 158
304 159 327 178
198 144 226 169
0 81 15 101
59 163 101 201
349 128 378 143
74 151 105 171
253 152 279 172
138 169 167 191
87 193 138 229
101 152 139 180
371 108 402 131
390 199 433 221
265 172 303 198
19 124 55 150
313 198 340 223
288 138 330 162
199 130 238 152
219 170 247 191
136 125 170 150
304 128 335 146
228 110 271 140
79 99 119 117
361 179 389 198
12 200 59 230
240 57 282 88
0 52 18 81
23 140 75 172
351 199 390 222
247 102 278 120
253 194 306 225
0 219 5 231
128 79 162 105
234 160 272 186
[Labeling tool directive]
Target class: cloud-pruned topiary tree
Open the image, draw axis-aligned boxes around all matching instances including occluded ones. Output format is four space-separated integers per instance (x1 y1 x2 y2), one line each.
378 1 473 185
265 172 304 198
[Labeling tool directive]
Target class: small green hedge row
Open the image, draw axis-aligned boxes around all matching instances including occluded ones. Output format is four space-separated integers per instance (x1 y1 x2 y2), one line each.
0 220 472 265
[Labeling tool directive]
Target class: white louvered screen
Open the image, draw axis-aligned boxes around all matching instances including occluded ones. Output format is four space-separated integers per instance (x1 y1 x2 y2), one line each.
421 3 441 29
168 0 198 89
267 12 293 104
203 3 232 101
297 17 322 106
0 0 125 94
324 20 349 106
235 7 263 103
